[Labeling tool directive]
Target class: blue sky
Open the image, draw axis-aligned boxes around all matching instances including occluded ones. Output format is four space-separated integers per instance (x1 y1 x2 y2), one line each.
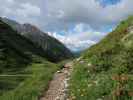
0 0 133 52
98 0 121 6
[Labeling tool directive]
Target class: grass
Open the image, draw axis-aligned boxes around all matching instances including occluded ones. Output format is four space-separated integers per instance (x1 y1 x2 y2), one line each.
69 16 133 100
69 60 133 100
0 19 73 100
0 60 61 100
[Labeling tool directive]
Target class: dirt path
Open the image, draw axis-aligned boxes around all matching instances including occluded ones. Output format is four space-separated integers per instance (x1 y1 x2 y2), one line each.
40 62 73 100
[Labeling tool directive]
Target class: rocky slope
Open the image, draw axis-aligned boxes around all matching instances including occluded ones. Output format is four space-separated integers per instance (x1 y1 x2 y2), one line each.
0 19 71 100
2 18 73 62
0 19 45 71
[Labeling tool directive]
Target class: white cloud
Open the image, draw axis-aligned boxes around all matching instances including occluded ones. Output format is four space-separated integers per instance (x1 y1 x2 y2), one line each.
48 23 105 51
16 3 41 17
7 0 14 4
0 0 133 30
0 0 133 51
42 0 133 31
0 0 41 25
73 24 88 33
49 32 97 51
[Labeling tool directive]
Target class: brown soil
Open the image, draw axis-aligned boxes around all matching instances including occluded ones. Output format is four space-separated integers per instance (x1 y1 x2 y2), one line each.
40 62 73 100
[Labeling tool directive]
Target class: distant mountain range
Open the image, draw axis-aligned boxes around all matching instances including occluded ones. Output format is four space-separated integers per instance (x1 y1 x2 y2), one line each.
1 17 73 62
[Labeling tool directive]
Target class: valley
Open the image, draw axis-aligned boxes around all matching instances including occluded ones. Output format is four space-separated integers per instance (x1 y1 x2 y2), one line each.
40 62 73 100
0 16 133 100
69 16 133 100
0 18 73 100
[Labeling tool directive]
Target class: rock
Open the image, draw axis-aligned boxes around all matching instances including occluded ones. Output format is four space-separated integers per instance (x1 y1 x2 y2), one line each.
76 57 82 61
88 63 92 66
40 62 73 100
128 26 133 33
88 84 92 87
79 60 84 63
93 80 99 85
55 96 60 100
57 71 61 73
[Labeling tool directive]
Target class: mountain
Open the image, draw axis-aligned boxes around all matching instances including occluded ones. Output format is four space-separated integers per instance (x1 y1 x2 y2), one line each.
2 18 73 62
0 19 69 99
69 16 133 99
0 19 47 73
83 16 133 59
0 19 45 92
82 16 133 73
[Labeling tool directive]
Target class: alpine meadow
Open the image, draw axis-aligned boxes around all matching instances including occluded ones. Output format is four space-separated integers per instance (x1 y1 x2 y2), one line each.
0 0 133 100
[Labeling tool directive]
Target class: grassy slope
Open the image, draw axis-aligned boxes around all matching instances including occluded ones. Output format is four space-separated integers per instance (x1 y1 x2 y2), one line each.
69 16 133 100
23 31 73 62
0 19 68 100
0 60 61 100
1 17 73 62
0 19 47 95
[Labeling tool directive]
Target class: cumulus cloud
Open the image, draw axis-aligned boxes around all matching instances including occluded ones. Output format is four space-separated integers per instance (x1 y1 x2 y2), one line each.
48 23 106 51
0 0 41 25
0 0 133 51
43 0 133 31
16 3 41 18
1 0 133 30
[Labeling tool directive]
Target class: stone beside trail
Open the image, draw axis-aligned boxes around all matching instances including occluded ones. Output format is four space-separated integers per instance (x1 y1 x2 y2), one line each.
40 62 73 100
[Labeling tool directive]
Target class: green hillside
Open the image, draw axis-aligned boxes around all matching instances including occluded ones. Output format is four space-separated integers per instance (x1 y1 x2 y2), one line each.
2 18 73 62
0 19 65 100
0 19 46 73
69 16 133 100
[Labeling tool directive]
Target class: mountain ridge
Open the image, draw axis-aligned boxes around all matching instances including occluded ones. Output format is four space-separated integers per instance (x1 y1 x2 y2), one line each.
1 17 73 62
0 19 72 99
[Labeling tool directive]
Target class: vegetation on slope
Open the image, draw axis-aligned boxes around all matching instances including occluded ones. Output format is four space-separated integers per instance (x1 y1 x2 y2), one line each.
0 19 68 100
2 17 73 62
69 16 133 100
0 60 61 100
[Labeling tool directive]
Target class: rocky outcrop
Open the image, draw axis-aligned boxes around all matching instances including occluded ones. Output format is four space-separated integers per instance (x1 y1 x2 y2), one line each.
1 17 73 62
